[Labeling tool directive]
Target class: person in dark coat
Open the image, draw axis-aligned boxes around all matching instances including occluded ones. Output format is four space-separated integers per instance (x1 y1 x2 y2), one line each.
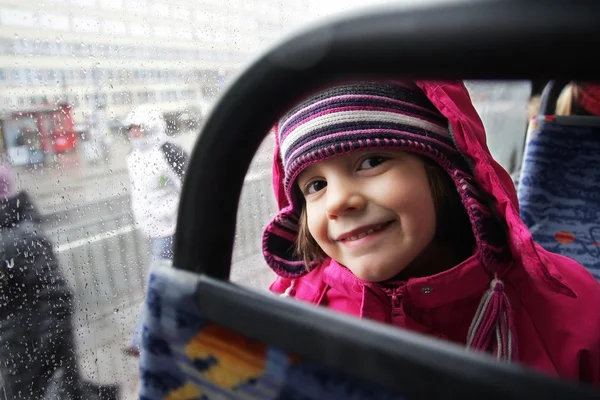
0 165 120 399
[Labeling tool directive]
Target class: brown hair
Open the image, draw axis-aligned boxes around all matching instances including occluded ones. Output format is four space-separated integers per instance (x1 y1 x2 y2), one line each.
294 157 475 270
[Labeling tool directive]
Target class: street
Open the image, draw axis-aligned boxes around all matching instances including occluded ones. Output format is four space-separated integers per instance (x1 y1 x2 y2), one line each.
5 81 531 399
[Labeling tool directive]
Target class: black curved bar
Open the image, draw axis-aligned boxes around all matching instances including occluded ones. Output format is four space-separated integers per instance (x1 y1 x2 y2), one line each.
196 276 600 399
171 0 600 398
540 80 570 115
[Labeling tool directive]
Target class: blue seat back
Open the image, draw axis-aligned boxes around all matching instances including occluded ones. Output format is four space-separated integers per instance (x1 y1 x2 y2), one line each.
517 117 600 280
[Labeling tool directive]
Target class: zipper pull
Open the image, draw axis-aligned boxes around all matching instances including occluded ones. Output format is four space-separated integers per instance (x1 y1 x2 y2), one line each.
390 293 399 307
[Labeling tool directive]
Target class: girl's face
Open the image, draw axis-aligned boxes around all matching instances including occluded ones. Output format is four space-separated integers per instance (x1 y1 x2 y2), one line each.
297 149 437 282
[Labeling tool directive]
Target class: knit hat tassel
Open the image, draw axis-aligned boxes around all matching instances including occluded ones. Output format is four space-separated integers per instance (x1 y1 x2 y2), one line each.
466 276 519 361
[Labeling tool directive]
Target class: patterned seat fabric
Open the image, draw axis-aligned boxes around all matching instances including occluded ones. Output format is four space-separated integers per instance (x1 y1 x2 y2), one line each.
517 116 600 280
138 262 404 400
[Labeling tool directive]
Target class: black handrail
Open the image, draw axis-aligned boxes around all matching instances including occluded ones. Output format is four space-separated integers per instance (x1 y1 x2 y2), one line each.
195 276 600 399
170 0 600 398
540 80 570 115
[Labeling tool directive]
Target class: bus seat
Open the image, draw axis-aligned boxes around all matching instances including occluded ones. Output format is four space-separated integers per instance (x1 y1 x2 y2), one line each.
517 83 600 280
139 262 403 400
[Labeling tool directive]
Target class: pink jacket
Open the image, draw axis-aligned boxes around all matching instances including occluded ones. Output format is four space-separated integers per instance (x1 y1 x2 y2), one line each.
268 81 600 384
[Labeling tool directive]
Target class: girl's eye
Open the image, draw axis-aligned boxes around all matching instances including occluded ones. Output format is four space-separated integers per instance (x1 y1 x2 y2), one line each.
359 156 387 170
305 180 327 195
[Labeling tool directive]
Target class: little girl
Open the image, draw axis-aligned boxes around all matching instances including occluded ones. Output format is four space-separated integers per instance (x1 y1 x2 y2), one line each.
262 81 600 384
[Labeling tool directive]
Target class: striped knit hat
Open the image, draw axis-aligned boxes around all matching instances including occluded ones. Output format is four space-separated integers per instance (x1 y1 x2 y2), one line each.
263 81 506 276
262 81 517 361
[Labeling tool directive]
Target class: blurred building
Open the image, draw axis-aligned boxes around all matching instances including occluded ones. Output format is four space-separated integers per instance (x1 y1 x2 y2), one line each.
0 0 313 128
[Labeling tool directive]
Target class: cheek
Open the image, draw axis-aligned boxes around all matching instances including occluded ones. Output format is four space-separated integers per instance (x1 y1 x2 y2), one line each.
305 203 328 243
414 191 437 239
408 178 437 241
381 170 437 238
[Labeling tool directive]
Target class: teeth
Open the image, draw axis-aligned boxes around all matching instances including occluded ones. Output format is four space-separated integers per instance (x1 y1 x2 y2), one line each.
343 223 387 241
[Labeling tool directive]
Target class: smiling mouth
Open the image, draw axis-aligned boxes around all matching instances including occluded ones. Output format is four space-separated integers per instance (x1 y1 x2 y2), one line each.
338 221 393 242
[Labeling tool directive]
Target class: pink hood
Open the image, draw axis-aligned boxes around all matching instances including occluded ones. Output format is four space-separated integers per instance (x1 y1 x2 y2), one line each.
266 81 600 384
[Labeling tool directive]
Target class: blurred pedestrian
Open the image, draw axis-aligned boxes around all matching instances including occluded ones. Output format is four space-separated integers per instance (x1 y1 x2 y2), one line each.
0 164 120 399
123 106 188 356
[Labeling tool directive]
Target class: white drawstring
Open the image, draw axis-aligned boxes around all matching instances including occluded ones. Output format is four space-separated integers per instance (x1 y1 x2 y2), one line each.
280 280 296 298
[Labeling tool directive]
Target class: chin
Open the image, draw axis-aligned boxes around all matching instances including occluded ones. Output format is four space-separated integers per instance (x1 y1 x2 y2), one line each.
346 260 405 283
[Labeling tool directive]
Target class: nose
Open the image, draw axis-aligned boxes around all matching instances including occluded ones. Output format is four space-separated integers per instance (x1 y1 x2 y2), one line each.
325 177 366 219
